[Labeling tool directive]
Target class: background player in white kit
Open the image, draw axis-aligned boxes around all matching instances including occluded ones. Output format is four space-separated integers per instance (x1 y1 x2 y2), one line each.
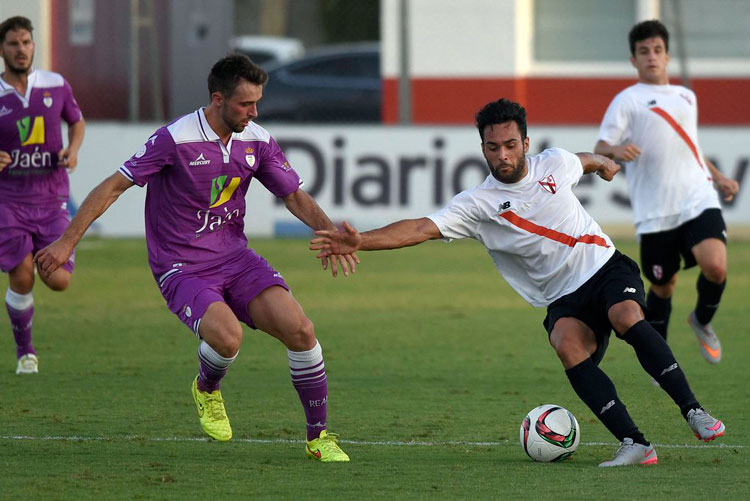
595 20 739 364
311 98 725 467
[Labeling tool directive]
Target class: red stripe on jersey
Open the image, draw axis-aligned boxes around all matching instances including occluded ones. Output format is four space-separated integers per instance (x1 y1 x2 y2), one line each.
650 107 706 171
498 211 610 248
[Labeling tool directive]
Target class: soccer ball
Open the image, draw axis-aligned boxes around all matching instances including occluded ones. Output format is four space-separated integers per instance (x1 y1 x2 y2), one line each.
520 404 580 462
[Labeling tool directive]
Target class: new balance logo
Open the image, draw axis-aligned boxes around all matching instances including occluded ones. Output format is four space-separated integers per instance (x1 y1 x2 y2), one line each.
189 153 211 166
498 201 511 212
659 363 678 376
623 287 636 293
600 400 615 414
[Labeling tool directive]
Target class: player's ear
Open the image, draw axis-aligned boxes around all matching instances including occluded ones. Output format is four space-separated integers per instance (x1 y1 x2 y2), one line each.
210 91 224 106
523 137 530 154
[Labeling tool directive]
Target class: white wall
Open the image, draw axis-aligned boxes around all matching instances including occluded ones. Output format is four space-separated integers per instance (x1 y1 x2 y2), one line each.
70 123 750 238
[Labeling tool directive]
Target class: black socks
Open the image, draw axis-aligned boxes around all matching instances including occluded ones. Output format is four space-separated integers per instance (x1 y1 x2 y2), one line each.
622 320 700 419
695 274 725 325
565 358 647 446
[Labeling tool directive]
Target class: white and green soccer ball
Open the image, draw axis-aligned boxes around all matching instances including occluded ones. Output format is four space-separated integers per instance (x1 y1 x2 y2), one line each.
520 404 580 462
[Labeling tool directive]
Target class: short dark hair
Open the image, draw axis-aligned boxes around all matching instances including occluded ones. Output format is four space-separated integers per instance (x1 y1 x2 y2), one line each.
0 16 34 43
629 19 669 55
208 53 268 98
475 98 527 142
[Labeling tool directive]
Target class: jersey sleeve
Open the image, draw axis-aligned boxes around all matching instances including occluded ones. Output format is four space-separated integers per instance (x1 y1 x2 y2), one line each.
60 78 83 125
554 148 585 186
426 190 481 240
254 135 302 198
118 127 175 187
597 91 632 145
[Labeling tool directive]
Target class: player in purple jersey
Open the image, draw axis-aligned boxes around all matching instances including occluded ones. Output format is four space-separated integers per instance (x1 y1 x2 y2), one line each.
36 54 356 462
0 16 85 375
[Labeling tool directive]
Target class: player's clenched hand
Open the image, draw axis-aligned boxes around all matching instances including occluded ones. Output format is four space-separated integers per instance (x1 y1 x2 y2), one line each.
310 221 362 258
58 148 78 173
714 176 739 202
34 238 75 277
595 156 621 182
613 143 641 162
0 150 11 171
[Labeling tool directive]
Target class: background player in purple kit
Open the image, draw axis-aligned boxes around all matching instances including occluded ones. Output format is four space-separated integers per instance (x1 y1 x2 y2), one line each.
36 54 356 462
0 16 86 375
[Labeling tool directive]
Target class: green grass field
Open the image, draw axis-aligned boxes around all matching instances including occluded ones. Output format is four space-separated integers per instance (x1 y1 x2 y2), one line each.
1 237 748 499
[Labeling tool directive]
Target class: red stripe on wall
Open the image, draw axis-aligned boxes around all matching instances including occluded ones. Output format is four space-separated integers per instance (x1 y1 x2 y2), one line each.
383 77 750 125
650 106 705 169
498 211 610 248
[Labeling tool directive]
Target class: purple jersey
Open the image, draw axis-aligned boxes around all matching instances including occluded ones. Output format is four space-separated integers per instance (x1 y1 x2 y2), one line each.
0 69 83 205
119 108 301 279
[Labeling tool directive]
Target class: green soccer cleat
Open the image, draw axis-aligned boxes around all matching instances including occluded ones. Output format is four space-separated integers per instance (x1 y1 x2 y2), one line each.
306 430 350 462
191 376 232 441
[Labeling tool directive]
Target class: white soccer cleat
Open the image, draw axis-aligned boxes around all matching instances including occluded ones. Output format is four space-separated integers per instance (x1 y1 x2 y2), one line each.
687 311 721 364
687 408 725 442
598 438 658 467
16 353 39 374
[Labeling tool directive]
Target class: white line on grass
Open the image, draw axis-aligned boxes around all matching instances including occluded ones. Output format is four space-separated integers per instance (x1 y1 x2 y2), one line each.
0 435 744 449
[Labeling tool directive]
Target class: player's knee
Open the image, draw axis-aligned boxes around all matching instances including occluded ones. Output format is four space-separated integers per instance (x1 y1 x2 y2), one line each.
608 301 644 335
548 319 590 367
701 262 726 284
46 275 71 291
285 316 316 351
214 322 244 357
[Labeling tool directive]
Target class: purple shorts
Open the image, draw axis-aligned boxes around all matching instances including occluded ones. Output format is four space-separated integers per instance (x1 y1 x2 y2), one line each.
158 248 289 336
0 201 75 273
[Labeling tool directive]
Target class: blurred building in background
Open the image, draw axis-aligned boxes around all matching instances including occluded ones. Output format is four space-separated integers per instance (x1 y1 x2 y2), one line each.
382 0 750 125
2 0 748 237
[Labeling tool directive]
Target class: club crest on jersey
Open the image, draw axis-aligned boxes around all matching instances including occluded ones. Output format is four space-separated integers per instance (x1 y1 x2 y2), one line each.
43 92 53 108
652 264 663 281
245 154 255 167
538 174 556 194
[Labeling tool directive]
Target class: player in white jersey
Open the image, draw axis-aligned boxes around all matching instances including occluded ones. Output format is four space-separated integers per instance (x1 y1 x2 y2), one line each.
595 20 739 364
311 99 725 467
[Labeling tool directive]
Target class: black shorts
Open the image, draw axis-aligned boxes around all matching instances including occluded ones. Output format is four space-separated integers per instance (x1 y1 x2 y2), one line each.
640 208 727 285
543 251 647 365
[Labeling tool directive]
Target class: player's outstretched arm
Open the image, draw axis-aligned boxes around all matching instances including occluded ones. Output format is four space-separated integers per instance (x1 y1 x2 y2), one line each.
594 140 641 163
311 218 442 258
577 152 621 181
35 172 133 276
282 188 359 277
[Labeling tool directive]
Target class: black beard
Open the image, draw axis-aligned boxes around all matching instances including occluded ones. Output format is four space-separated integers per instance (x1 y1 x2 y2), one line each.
488 157 526 184
2 58 32 75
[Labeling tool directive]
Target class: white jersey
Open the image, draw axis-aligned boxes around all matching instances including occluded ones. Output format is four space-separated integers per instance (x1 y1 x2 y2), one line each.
597 83 720 234
427 148 615 307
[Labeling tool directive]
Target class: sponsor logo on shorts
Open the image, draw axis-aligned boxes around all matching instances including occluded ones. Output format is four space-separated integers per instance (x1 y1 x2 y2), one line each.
623 287 636 293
